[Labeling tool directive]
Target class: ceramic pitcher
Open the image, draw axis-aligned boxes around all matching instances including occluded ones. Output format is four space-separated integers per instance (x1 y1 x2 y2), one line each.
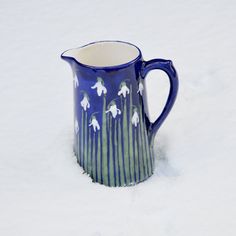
61 41 178 187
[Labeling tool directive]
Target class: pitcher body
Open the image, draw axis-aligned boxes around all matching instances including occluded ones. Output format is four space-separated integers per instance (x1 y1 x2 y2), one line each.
61 41 178 186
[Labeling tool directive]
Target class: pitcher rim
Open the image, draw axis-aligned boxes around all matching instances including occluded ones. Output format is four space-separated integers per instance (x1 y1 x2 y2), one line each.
61 40 142 70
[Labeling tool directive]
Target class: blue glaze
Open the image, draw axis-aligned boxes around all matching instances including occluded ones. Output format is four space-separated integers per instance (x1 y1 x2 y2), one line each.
61 41 178 187
142 59 179 137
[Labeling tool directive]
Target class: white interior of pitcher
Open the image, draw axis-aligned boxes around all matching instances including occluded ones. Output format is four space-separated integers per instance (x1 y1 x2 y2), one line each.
63 41 140 67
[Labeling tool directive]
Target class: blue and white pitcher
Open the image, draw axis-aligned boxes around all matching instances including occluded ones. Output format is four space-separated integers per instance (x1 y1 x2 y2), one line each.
61 41 178 187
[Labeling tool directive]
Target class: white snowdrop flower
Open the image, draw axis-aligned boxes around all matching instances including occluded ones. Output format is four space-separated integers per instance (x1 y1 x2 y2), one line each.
74 74 79 88
137 81 144 96
131 110 139 127
80 94 90 111
89 116 100 132
91 77 107 96
118 82 130 98
75 119 79 134
106 101 121 118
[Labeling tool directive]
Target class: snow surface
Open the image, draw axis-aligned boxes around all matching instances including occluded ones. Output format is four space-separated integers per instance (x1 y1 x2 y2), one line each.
0 0 236 235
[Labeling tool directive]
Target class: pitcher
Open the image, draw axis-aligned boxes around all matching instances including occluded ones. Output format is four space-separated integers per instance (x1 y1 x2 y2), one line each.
61 40 178 187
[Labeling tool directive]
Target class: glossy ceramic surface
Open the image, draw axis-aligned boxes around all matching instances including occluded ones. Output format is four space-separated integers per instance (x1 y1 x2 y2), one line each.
61 41 178 186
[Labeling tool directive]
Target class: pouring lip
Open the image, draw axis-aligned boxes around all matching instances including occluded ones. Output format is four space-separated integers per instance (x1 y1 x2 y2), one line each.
61 40 143 70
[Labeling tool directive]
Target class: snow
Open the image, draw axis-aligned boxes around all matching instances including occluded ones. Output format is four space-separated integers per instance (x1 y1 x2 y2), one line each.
0 0 236 235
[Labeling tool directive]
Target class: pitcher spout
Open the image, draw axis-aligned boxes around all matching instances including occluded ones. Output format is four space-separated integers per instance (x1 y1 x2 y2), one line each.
61 48 78 65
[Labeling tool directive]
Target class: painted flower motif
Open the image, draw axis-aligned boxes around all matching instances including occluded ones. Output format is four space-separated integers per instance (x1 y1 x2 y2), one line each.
89 115 100 132
74 74 79 88
106 101 121 118
137 81 144 96
118 81 130 98
91 77 107 96
131 108 139 127
75 119 79 134
80 93 90 111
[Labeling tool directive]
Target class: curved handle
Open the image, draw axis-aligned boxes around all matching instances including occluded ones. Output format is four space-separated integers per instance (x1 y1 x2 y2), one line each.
142 59 179 138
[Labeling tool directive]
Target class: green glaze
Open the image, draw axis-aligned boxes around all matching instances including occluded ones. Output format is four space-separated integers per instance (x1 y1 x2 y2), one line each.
73 79 158 186
88 127 92 175
123 98 130 184
97 131 101 183
92 132 96 179
102 95 108 185
76 131 80 164
138 120 146 180
118 118 124 186
114 120 119 186
109 115 114 186
140 106 151 176
84 112 88 172
81 111 84 168
145 129 153 173
150 135 155 169
134 128 139 182
129 85 135 183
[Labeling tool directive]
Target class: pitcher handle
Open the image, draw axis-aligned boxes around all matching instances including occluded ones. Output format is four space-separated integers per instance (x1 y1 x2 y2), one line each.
142 59 179 138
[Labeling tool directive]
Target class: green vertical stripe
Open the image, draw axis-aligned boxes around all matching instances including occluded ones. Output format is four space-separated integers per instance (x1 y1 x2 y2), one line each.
145 130 153 174
88 127 92 175
114 120 119 186
81 111 84 167
84 112 88 172
92 132 96 180
151 135 155 169
142 117 152 175
134 128 139 182
77 128 80 163
120 96 123 110
139 107 149 177
141 105 151 176
97 131 101 183
109 116 114 186
118 119 124 186
102 96 108 185
129 86 135 183
123 98 130 184
138 121 146 180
